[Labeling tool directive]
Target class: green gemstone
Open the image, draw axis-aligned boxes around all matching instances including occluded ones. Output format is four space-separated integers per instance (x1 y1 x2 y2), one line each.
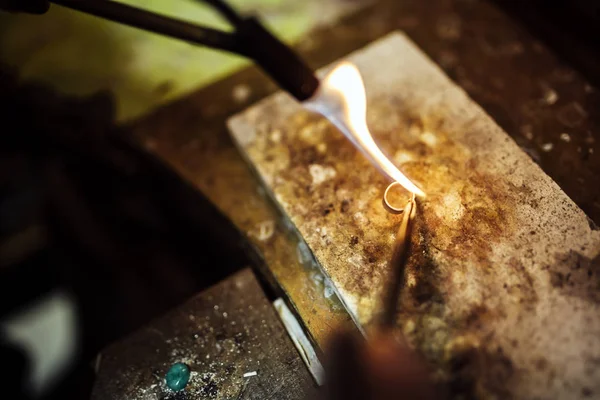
165 362 190 391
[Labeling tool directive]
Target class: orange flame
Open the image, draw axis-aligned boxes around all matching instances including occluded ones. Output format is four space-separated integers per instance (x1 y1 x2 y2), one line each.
304 62 425 197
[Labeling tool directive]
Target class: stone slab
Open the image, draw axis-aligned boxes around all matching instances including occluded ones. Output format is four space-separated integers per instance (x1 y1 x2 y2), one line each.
228 32 600 399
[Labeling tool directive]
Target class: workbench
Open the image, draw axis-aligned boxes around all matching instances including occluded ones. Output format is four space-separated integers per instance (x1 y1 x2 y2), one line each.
131 0 599 350
89 0 598 397
92 269 319 399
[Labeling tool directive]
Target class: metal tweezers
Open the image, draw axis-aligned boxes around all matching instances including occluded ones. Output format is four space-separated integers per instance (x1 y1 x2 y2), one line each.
49 0 319 101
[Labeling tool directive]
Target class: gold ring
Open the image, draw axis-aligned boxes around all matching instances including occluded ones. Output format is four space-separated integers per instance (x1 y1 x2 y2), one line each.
383 182 413 214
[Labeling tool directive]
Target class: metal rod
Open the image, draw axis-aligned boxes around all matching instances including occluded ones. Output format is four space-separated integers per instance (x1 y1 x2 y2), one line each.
201 0 243 26
50 0 247 56
380 195 417 328
49 0 319 101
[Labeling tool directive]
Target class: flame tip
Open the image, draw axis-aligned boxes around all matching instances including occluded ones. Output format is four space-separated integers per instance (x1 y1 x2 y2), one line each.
308 62 425 199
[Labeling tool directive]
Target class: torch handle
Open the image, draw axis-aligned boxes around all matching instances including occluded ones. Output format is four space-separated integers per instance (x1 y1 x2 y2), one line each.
48 0 319 101
50 0 247 56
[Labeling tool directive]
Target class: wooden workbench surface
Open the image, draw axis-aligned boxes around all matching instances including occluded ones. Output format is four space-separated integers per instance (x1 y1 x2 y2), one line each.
92 269 318 399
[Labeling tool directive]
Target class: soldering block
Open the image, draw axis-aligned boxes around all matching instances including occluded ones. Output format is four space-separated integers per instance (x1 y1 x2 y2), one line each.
228 32 600 399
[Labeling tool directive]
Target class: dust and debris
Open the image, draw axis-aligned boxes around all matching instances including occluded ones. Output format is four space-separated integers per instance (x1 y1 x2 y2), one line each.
546 251 600 304
309 164 337 185
353 212 368 225
436 190 465 222
557 102 588 128
420 131 438 147
232 84 251 104
436 14 462 40
553 67 576 82
269 129 282 143
477 34 524 57
294 235 344 309
520 125 534 141
296 241 313 266
541 87 558 105
394 150 414 164
584 133 595 144
541 142 554 152
560 133 571 143
252 220 275 242
438 50 458 69
323 280 336 299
